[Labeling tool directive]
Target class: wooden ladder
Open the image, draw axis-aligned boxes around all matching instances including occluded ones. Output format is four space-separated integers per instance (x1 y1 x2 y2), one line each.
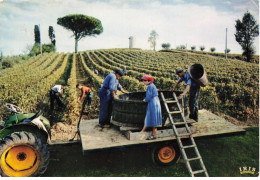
160 92 209 177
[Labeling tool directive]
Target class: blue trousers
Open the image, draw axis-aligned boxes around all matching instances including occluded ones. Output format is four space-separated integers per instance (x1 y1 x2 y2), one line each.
189 86 200 121
98 87 113 125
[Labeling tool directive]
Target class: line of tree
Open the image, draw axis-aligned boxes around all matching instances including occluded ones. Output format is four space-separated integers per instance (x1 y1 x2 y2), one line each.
30 12 258 63
29 14 103 55
161 11 258 63
30 25 56 56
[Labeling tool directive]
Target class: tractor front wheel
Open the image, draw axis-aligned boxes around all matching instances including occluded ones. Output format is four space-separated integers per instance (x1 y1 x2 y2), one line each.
0 132 49 177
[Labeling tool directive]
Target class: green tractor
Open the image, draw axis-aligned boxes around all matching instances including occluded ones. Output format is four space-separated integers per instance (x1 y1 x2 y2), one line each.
0 103 51 177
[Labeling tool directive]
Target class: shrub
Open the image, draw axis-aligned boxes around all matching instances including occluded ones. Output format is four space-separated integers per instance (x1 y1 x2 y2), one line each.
42 44 56 53
1 59 14 69
29 43 41 56
29 43 56 56
224 49 231 54
176 45 186 50
162 43 171 49
227 49 231 53
210 47 216 52
191 46 196 51
200 46 205 51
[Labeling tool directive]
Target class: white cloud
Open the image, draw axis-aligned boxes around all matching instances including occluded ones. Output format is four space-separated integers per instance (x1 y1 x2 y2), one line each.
0 0 259 55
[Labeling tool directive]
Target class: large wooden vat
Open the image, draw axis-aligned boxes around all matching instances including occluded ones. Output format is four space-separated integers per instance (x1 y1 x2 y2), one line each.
112 91 188 127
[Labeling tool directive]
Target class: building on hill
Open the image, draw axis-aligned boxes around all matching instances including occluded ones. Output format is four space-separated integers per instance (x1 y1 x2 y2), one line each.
129 36 135 49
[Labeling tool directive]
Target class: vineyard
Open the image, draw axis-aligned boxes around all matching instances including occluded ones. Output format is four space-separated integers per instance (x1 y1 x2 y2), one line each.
0 49 258 141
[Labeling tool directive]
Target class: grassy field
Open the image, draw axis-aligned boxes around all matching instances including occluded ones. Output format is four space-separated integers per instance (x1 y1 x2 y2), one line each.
44 127 259 177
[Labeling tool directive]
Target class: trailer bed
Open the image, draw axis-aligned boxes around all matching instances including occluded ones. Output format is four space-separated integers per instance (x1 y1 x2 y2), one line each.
79 109 245 154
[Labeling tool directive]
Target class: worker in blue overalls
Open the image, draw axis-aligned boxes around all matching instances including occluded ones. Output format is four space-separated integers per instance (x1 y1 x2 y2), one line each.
98 69 126 128
170 67 200 122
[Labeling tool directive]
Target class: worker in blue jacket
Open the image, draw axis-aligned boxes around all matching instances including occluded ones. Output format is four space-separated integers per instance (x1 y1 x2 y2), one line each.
98 70 125 128
170 67 200 121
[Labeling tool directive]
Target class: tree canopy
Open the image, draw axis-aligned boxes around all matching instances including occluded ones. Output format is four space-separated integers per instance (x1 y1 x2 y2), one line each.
57 14 103 53
162 43 171 49
234 11 259 62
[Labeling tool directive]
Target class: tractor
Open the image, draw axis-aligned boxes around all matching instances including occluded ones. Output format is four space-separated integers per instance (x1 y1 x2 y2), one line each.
0 103 50 177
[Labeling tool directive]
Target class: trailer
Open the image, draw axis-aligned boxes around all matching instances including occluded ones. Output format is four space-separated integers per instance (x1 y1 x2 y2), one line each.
79 109 245 167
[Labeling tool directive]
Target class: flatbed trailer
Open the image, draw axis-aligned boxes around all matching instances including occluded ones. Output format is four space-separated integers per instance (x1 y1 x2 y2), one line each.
79 109 245 166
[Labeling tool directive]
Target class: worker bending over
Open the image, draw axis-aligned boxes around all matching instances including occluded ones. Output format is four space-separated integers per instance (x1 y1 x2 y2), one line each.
76 84 93 113
50 84 65 111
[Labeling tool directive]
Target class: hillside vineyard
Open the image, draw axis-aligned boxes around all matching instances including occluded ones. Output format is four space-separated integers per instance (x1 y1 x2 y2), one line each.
0 49 258 123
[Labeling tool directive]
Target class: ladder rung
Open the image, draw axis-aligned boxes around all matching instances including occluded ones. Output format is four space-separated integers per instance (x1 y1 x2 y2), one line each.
173 121 188 125
188 157 201 161
192 169 206 175
169 111 182 114
166 100 177 103
183 145 196 149
165 98 175 101
178 133 192 137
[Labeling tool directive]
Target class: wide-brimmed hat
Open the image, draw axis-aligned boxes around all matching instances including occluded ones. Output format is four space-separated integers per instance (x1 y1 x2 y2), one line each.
115 69 124 76
175 67 184 74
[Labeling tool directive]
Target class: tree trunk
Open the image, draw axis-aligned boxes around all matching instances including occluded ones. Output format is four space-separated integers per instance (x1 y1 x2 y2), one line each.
153 41 156 51
75 38 78 53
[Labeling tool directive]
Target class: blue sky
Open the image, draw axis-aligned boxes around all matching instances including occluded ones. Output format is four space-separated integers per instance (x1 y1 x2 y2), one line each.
0 0 259 56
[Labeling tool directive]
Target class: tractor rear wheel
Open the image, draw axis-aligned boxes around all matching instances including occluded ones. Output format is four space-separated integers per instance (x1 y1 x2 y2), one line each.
0 132 49 177
152 143 180 166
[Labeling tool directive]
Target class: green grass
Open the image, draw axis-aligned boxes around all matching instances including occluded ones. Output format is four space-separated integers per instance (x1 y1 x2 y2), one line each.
44 127 259 177
198 128 259 176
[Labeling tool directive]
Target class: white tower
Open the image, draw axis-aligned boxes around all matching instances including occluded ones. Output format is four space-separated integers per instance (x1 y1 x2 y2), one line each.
129 36 135 48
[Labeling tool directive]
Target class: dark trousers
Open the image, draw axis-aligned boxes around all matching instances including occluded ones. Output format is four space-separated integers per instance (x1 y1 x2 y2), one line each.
189 86 200 121
82 92 93 112
98 87 113 125
50 90 64 111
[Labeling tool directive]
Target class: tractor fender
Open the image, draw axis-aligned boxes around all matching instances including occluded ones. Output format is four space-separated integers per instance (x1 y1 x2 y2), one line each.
0 123 50 144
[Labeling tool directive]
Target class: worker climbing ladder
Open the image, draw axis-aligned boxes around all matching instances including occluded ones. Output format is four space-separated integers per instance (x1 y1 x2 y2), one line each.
160 92 209 177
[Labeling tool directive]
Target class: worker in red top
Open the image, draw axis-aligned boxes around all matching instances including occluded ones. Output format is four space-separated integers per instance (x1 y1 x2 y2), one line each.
76 84 93 112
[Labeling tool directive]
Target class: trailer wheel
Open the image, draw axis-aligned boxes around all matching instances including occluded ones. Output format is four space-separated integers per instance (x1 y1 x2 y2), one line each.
0 132 49 177
152 143 180 166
